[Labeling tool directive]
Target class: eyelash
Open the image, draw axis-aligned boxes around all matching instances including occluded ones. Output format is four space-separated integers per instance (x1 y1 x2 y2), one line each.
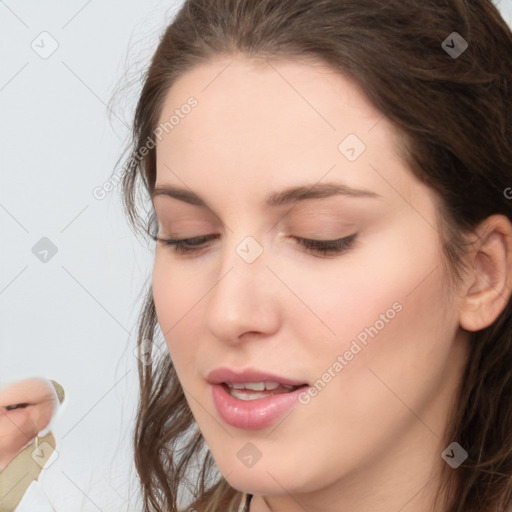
151 233 357 257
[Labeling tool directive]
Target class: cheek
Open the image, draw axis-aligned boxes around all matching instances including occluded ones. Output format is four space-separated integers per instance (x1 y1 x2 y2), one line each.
290 222 447 353
152 255 204 377
295 218 453 395
0 409 32 436
308 226 455 418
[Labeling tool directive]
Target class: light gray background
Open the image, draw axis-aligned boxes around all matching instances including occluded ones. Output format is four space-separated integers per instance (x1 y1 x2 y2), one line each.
0 1 184 510
1 1 511 511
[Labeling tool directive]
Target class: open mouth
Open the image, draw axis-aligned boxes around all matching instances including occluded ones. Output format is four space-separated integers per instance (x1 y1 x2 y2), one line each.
221 382 308 401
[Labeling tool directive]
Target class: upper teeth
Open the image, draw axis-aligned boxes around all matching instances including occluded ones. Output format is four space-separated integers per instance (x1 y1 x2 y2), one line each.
226 382 294 391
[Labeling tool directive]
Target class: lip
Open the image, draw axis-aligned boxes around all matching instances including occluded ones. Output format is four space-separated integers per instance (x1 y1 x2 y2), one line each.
206 367 308 387
206 367 309 430
210 383 308 430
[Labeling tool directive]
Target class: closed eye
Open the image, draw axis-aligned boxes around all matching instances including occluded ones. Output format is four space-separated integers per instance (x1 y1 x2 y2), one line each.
151 233 357 258
4 403 30 411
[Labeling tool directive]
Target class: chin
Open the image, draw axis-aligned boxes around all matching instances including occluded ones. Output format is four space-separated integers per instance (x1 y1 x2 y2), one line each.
218 458 306 496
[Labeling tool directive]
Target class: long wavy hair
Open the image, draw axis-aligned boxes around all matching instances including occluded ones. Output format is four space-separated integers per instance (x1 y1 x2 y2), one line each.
117 0 512 510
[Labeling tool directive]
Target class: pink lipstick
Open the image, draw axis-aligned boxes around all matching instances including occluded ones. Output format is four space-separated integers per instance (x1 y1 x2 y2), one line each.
206 367 309 430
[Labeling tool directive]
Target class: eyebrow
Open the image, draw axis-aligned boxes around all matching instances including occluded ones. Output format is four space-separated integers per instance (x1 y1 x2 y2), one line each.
151 182 381 209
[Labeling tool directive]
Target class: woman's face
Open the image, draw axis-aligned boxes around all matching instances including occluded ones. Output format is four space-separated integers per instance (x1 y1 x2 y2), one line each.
152 56 469 501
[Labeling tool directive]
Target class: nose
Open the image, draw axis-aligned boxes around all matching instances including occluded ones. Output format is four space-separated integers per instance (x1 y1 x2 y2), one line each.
204 236 280 344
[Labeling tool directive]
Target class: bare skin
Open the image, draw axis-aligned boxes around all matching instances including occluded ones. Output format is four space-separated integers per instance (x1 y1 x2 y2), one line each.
151 55 512 512
0 378 58 471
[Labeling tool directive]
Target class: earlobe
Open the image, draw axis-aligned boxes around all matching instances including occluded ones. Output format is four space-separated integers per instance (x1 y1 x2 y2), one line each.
459 215 512 332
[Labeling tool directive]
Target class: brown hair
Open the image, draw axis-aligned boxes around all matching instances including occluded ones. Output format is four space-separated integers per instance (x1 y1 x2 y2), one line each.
118 0 512 510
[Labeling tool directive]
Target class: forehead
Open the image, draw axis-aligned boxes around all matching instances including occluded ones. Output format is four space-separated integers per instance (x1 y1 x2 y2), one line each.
157 55 391 139
154 55 415 208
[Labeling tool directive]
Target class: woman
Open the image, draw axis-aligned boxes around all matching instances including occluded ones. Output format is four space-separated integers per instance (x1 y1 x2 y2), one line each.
118 0 512 510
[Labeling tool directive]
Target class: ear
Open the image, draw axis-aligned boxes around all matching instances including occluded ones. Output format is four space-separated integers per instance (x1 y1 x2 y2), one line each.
458 214 512 332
